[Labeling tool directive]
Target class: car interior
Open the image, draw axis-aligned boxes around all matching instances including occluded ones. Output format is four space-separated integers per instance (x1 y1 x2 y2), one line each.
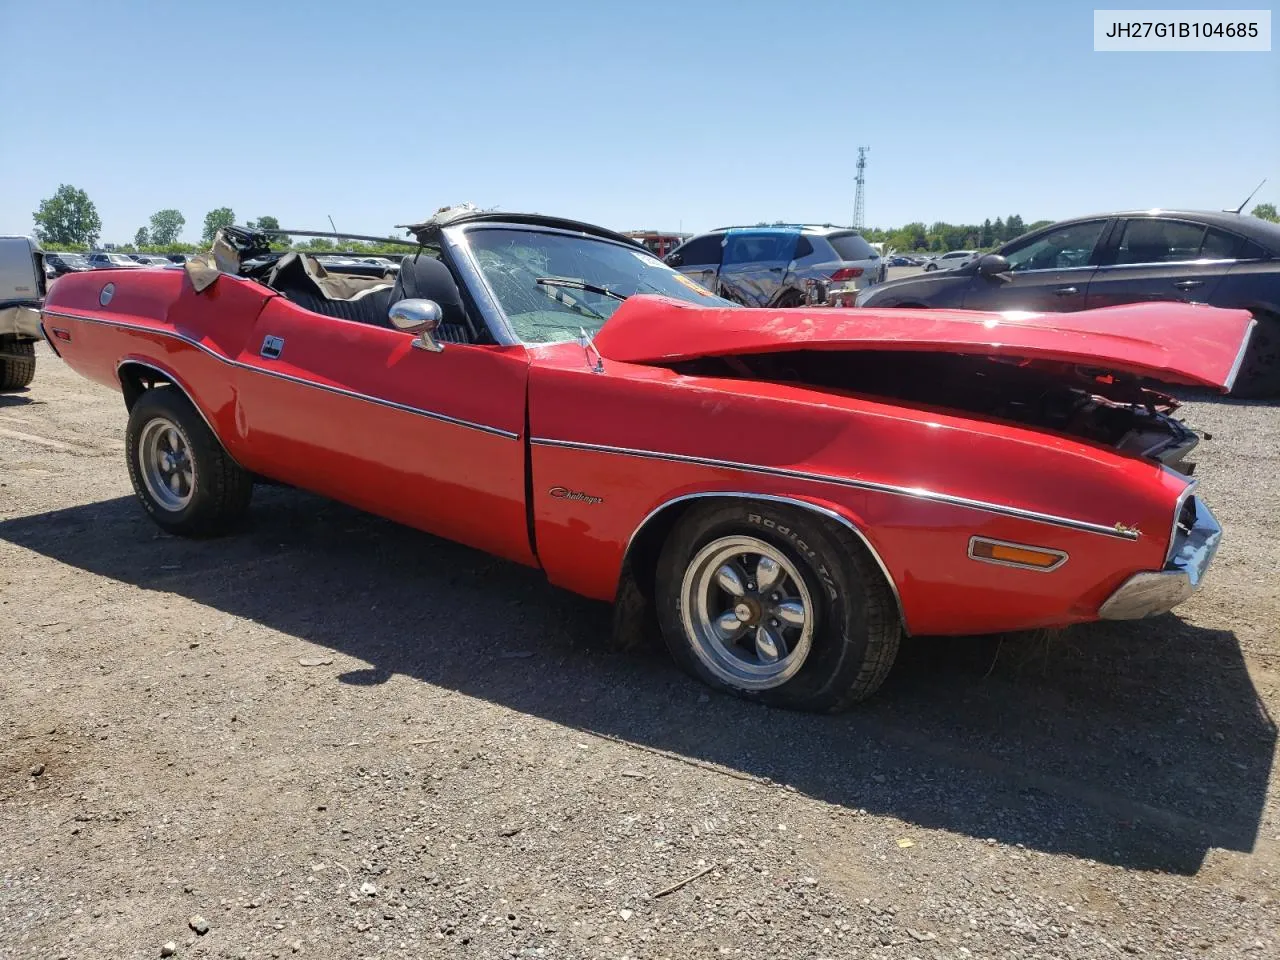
249 248 479 344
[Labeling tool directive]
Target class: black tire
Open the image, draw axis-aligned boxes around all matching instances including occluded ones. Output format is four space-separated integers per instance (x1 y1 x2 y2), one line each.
1230 312 1280 399
125 386 253 537
654 500 901 712
774 290 805 309
0 339 36 391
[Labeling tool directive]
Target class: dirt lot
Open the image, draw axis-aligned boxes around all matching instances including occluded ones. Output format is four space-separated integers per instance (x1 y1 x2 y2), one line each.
2 344 1278 960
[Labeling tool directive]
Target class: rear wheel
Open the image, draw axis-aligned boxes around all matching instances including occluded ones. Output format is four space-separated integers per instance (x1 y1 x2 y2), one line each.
655 500 901 712
125 386 252 536
774 290 805 309
0 339 36 391
1230 312 1280 399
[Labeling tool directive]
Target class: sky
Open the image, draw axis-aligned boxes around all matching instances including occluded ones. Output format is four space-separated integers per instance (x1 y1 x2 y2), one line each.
0 0 1276 244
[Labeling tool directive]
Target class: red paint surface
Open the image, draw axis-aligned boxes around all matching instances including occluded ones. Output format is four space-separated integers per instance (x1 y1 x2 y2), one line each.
592 296 1257 391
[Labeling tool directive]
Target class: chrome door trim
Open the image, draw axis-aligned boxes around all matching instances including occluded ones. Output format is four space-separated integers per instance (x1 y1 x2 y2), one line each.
623 490 908 634
45 309 520 440
1092 258 1239 272
531 436 1142 541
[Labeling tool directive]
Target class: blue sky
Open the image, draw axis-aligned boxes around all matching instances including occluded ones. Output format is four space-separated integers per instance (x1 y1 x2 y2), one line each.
0 1 1275 243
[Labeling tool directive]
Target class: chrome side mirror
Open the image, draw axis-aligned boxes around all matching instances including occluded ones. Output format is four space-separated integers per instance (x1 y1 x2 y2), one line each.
389 298 444 352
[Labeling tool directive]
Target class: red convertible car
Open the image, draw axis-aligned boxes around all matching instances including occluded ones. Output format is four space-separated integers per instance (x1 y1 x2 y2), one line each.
39 208 1253 711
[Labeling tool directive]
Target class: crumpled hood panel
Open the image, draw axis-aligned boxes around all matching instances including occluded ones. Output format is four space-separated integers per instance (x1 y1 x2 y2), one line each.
592 297 1257 391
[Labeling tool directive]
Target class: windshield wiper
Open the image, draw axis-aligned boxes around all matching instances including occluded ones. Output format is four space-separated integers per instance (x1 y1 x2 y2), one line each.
534 276 628 302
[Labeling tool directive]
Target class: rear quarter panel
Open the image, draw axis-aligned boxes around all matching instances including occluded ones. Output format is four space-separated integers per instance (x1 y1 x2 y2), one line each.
41 268 275 459
528 345 1186 635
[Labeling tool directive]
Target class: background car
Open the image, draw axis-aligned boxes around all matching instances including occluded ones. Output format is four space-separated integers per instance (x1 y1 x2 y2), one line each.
130 255 174 267
86 252 145 269
855 209 1280 396
44 252 94 277
923 250 977 271
664 224 883 307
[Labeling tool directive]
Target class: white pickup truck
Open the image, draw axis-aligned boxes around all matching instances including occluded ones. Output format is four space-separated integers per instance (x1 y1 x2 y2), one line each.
0 235 45 390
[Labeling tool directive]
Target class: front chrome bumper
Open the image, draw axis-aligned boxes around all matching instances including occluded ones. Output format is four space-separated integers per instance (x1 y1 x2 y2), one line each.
1098 496 1222 620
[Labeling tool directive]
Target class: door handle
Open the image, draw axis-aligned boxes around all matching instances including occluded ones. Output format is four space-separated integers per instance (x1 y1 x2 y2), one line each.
1173 280 1204 290
1053 286 1078 296
260 335 284 359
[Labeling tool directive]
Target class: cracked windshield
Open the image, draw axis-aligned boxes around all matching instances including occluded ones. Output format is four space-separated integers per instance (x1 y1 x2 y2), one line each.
467 228 733 343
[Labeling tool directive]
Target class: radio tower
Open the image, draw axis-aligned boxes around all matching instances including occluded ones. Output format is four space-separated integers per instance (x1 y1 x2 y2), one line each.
852 146 869 230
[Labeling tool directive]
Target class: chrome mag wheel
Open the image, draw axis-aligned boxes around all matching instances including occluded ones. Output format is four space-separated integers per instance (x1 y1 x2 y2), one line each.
138 417 196 512
680 535 815 690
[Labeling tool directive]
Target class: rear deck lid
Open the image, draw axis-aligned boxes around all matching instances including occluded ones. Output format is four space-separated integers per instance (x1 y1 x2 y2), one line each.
593 298 1258 392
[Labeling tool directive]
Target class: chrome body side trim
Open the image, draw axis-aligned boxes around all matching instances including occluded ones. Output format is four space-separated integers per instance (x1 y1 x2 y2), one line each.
1099 496 1221 620
45 309 520 440
622 491 909 635
1091 258 1241 272
967 536 1068 572
533 437 1141 541
1223 317 1258 393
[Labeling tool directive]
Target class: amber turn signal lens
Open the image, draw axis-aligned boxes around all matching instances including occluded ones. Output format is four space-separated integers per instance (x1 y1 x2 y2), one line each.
969 538 1066 571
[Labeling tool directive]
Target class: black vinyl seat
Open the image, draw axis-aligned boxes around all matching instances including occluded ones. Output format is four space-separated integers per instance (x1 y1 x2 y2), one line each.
390 253 474 344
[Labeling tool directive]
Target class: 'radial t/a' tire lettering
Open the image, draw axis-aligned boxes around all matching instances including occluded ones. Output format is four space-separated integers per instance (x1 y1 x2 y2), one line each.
654 500 901 712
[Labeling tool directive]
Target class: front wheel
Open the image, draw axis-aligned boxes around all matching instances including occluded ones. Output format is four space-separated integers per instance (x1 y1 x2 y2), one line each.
125 386 253 537
655 500 901 712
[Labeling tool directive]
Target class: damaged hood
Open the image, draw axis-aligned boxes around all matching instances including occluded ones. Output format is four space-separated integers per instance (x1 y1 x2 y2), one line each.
592 299 1258 392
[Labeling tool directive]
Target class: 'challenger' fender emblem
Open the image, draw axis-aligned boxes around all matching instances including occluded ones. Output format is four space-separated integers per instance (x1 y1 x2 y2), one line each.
549 486 603 506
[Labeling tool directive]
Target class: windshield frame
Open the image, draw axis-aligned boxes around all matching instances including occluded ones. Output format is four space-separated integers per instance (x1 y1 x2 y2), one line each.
444 221 726 347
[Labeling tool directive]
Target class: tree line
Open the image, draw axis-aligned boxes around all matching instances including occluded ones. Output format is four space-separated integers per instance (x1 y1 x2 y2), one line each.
29 185 413 256
29 183 1280 258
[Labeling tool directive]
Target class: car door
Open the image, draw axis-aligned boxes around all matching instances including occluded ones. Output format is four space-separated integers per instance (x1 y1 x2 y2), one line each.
962 219 1111 312
666 234 724 296
1083 218 1233 310
231 296 535 566
718 230 799 306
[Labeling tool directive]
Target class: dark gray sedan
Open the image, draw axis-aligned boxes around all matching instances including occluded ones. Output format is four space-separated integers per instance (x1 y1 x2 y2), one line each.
856 209 1280 396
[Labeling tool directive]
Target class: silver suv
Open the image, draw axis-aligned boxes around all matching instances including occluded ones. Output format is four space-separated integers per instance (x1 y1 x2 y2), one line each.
664 224 883 308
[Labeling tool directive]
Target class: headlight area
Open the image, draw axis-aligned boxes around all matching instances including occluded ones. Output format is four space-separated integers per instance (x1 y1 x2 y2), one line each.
1097 495 1222 620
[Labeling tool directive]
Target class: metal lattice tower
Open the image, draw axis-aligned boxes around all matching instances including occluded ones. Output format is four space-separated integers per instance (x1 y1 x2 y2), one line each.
852 146 869 230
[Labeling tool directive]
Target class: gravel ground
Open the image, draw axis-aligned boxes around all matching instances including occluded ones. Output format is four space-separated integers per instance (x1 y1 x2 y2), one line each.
2 343 1278 960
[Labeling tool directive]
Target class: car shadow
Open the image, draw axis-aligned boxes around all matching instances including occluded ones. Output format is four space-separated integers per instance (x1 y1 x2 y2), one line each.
0 391 35 408
2 488 1274 875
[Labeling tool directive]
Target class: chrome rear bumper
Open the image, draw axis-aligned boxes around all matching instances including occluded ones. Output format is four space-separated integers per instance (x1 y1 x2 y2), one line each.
1098 496 1221 620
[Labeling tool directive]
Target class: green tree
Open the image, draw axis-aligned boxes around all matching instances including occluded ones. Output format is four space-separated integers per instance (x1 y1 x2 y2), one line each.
246 215 281 234
1005 214 1025 239
32 184 102 247
148 209 185 246
1251 203 1278 223
201 207 236 244
133 227 150 247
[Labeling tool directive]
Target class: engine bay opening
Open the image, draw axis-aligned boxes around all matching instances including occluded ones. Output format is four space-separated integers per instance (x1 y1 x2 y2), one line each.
672 349 1202 474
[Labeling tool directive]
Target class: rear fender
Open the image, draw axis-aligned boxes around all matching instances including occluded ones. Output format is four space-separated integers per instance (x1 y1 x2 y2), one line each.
115 357 243 467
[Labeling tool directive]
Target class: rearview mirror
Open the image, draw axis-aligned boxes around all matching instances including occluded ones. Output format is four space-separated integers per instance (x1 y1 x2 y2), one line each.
389 298 444 352
977 253 1011 277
